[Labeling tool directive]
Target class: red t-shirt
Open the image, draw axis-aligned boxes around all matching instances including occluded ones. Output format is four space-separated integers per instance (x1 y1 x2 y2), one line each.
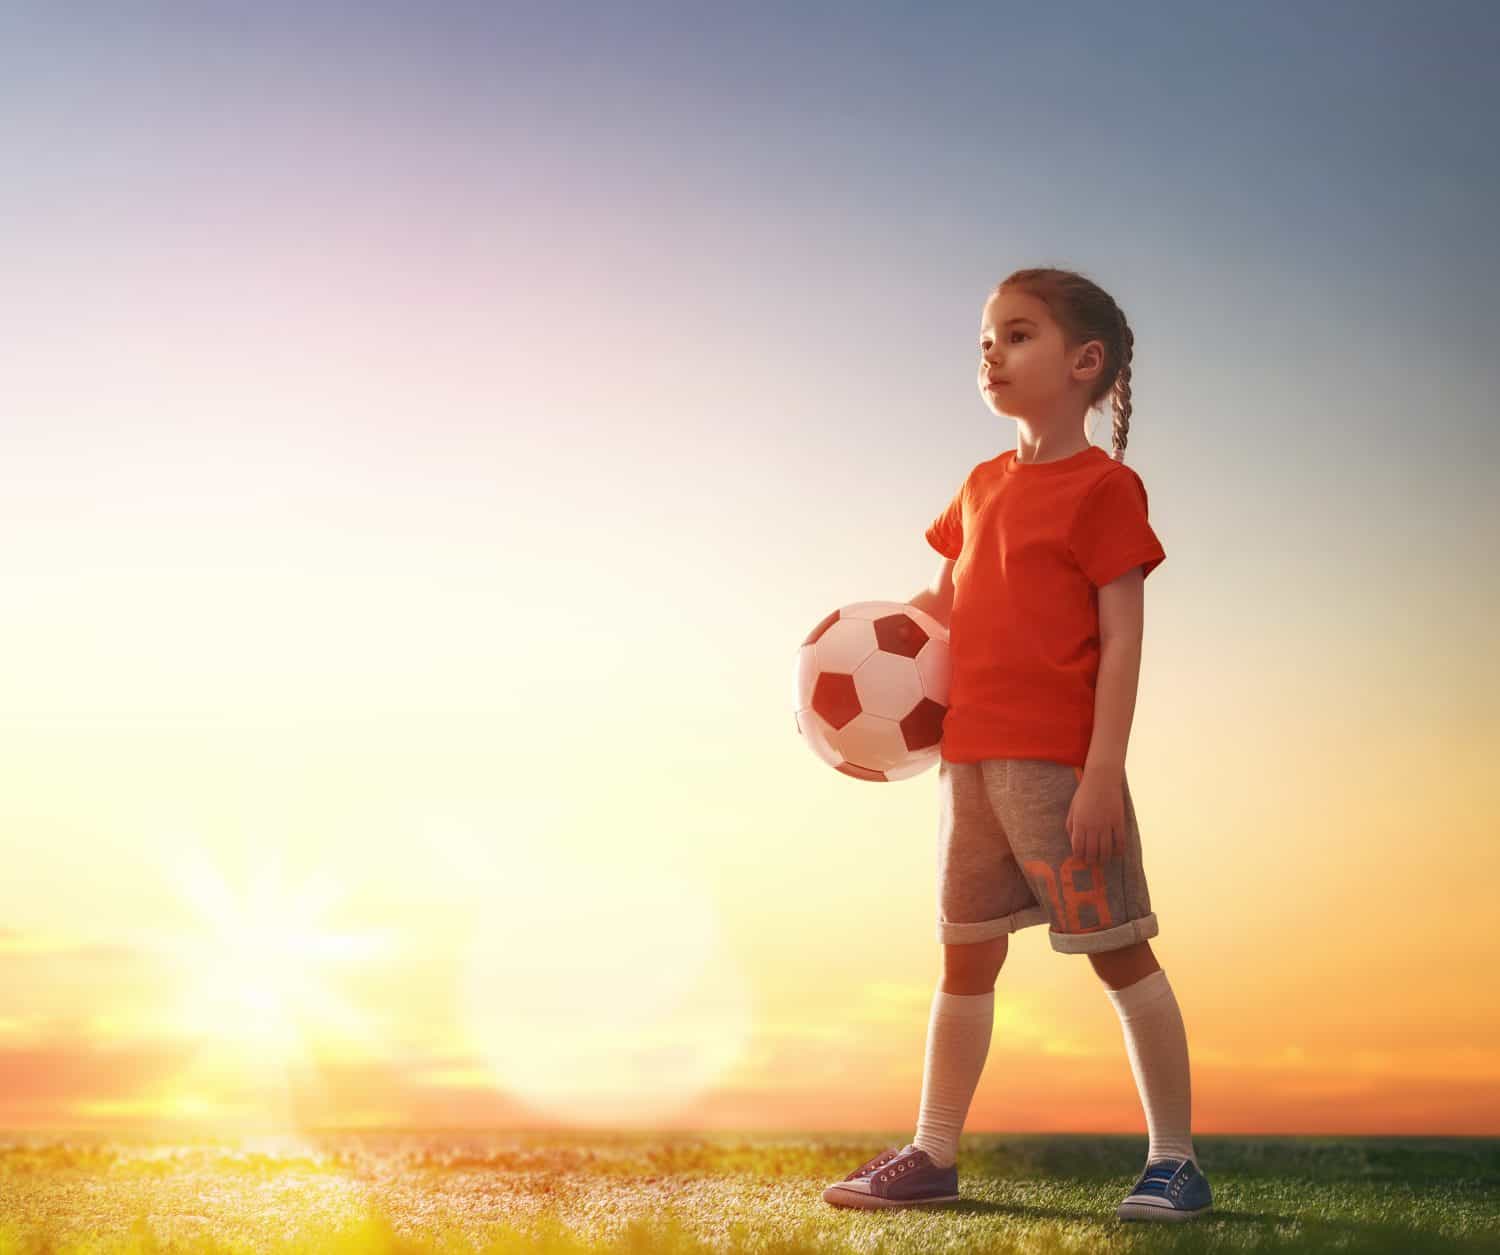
924 444 1165 767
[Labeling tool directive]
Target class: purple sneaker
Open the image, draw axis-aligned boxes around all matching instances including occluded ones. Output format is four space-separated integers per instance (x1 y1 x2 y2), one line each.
822 1142 961 1209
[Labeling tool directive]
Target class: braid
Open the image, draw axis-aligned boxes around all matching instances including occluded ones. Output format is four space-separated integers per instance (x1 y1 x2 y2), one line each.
1110 309 1134 462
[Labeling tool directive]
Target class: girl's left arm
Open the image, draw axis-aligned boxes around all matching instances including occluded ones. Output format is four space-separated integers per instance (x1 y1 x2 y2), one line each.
1083 565 1146 781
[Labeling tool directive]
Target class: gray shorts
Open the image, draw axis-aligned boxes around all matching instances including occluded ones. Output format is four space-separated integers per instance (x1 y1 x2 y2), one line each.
936 757 1159 954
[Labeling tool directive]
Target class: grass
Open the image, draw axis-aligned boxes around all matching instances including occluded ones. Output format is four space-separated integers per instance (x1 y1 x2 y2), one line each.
0 1130 1496 1254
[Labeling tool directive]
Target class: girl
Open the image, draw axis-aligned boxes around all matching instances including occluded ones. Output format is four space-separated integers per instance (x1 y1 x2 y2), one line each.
822 268 1211 1222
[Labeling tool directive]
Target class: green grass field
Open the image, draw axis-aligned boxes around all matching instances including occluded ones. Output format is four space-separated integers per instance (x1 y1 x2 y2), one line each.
1 1131 1496 1254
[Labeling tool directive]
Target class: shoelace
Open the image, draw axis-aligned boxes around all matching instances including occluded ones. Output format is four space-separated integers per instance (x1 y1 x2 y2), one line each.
1132 1160 1190 1197
857 1149 901 1177
873 1148 924 1184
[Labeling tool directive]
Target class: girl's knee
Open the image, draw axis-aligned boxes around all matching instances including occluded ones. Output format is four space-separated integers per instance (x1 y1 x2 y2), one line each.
940 934 1009 992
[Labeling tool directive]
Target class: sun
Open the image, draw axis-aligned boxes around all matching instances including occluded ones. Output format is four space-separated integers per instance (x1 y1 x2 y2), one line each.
151 844 394 1067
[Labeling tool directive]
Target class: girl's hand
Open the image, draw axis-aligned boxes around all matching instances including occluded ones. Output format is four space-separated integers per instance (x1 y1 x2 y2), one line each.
1066 770 1125 863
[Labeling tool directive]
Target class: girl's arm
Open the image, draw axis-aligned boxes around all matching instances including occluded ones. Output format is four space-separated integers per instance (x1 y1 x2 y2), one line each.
907 556 956 629
1083 565 1146 779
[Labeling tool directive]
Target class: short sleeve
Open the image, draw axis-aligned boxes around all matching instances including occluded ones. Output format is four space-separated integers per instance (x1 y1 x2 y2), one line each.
925 480 964 559
1068 468 1165 587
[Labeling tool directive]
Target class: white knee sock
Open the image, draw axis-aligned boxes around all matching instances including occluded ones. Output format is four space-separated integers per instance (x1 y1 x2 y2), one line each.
1105 968 1198 1167
911 988 994 1170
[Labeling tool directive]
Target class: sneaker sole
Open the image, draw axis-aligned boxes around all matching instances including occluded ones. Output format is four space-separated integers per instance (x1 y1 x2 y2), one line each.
822 1184 961 1209
1118 1199 1212 1222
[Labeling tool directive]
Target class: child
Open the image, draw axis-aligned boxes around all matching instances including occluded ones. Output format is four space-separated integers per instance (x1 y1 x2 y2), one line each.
822 268 1211 1222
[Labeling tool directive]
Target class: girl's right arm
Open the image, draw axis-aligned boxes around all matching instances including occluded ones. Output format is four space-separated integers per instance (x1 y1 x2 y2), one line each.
907 556 956 629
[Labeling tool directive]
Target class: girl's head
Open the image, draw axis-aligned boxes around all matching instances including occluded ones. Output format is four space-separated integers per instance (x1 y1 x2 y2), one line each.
978 268 1135 462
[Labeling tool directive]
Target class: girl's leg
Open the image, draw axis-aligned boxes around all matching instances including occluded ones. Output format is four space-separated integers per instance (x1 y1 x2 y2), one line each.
1094 941 1198 1166
912 936 1008 1168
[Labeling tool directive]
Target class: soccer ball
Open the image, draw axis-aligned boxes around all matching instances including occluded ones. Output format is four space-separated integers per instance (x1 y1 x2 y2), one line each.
794 600 950 781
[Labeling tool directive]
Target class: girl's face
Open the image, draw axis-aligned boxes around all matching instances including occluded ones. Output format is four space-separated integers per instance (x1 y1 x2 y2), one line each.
978 290 1096 419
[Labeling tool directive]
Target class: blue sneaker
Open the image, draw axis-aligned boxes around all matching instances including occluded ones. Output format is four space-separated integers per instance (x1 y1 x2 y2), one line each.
1117 1156 1213 1221
822 1142 961 1209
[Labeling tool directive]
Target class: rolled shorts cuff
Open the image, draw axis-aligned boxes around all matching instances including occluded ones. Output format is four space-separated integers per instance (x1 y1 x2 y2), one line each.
1048 911 1159 954
937 903 1050 945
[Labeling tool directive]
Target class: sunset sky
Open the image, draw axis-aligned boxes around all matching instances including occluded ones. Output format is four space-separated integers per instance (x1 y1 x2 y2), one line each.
2 2 1497 1139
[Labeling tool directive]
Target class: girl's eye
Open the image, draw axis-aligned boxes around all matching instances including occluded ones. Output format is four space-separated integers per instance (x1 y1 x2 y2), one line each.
978 333 1027 350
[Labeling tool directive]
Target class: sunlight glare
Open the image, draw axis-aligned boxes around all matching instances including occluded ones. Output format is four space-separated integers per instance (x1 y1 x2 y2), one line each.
442 824 753 1128
142 842 396 1100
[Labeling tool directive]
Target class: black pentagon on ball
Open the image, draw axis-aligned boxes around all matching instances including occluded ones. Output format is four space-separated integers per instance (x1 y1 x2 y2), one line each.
836 760 889 782
901 697 946 750
811 671 860 730
873 612 932 658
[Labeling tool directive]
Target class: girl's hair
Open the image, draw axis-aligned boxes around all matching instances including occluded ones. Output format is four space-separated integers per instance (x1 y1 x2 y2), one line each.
992 268 1135 463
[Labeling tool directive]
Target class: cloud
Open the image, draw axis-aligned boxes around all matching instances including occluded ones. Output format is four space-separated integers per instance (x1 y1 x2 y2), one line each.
0 1035 539 1130
0 1039 198 1107
0 926 139 960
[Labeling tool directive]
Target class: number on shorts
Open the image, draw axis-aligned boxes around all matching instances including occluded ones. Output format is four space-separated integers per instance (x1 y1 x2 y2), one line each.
1023 857 1115 933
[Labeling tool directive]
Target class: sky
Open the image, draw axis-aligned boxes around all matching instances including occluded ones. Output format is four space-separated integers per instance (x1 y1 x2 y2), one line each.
1 0 1497 1140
